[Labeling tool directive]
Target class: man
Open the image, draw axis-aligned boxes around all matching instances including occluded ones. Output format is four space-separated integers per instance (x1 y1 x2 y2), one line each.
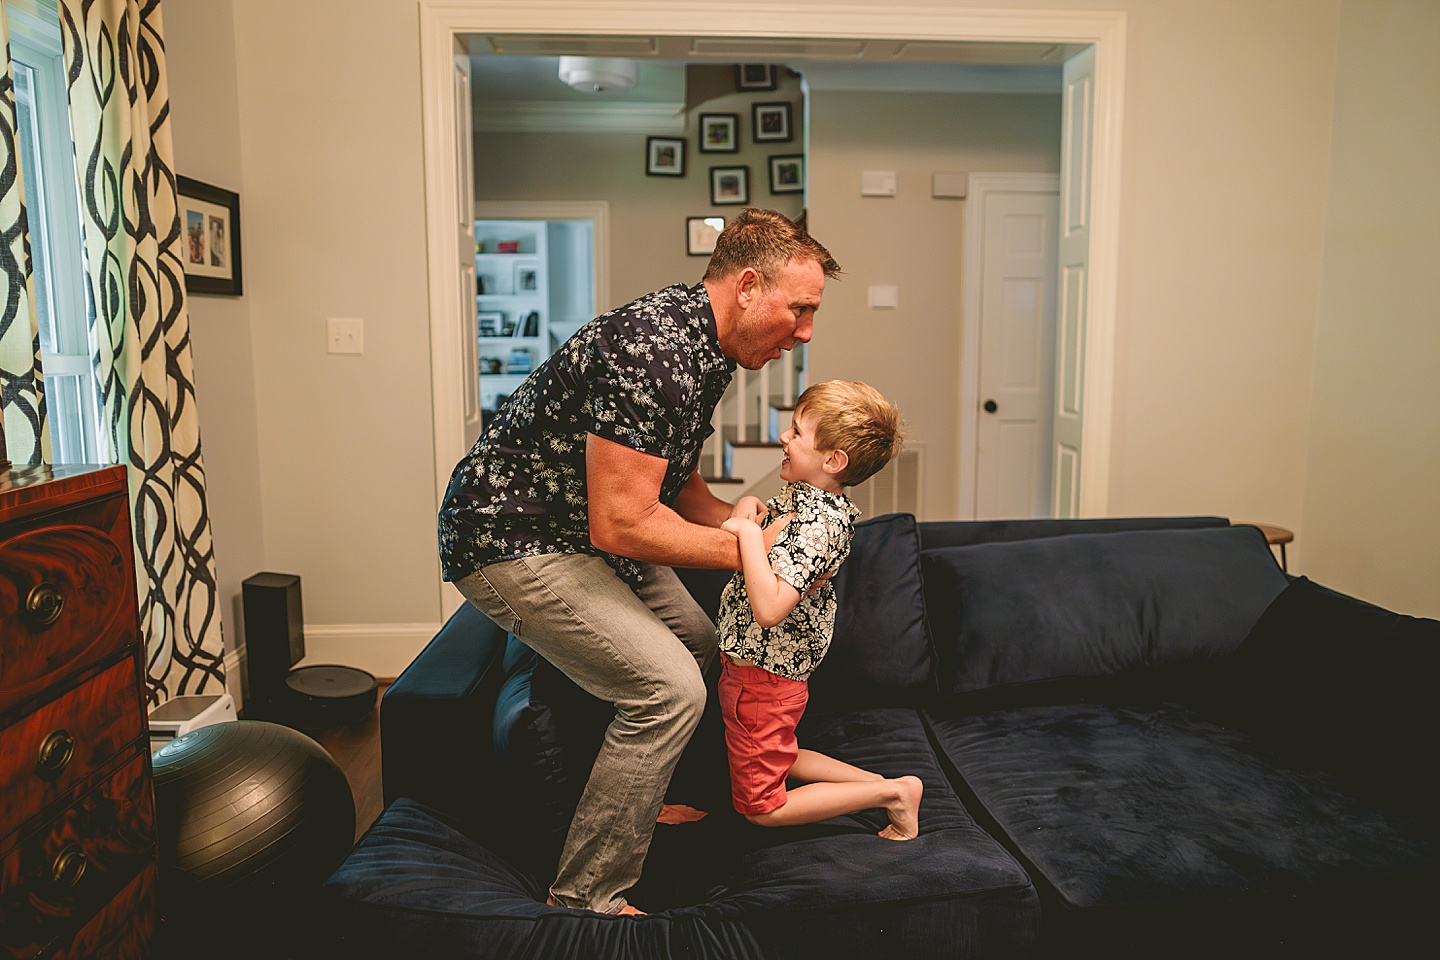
439 208 840 915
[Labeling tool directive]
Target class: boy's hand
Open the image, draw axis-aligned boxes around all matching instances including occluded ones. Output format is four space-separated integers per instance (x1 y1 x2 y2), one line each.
728 496 766 523
721 516 760 538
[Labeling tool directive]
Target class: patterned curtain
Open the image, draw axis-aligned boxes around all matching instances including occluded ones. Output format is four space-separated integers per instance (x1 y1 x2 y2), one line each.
58 0 224 702
0 5 49 465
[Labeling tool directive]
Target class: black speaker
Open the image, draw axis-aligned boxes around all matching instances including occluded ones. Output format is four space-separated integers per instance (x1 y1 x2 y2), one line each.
242 572 305 714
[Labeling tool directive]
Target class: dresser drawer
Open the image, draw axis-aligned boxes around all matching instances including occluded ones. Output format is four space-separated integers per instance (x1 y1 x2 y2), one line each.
0 752 155 959
45 864 154 960
0 524 133 716
0 658 144 838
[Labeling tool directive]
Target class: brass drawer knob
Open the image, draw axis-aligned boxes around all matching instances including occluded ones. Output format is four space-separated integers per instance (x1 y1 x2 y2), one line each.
25 581 66 627
37 728 77 779
51 844 88 889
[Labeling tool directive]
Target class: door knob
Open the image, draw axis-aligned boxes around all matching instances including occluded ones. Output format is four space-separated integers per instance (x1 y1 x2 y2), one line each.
983 399 998 414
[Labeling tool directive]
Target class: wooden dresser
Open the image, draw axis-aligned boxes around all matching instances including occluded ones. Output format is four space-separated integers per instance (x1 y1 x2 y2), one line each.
0 465 156 959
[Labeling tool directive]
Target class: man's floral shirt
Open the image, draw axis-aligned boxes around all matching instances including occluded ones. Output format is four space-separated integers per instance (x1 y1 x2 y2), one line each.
439 282 735 585
717 481 861 680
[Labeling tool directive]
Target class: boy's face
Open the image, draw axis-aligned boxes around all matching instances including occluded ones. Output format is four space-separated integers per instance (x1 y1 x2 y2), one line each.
779 406 841 490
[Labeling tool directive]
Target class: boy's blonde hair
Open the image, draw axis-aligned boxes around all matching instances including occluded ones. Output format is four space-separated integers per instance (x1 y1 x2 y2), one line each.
795 380 902 487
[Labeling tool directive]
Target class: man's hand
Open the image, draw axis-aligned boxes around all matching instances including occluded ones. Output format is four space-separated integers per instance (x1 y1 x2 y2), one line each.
762 512 792 551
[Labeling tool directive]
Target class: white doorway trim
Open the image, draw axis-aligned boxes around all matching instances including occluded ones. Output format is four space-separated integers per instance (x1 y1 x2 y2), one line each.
959 172 1062 520
419 2 1127 604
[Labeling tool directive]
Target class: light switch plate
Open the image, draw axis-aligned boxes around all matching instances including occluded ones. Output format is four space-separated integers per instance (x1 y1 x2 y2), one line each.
861 170 897 197
868 285 899 309
327 317 364 355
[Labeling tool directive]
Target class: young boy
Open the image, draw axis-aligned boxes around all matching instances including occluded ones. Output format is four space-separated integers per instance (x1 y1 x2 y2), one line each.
717 380 922 840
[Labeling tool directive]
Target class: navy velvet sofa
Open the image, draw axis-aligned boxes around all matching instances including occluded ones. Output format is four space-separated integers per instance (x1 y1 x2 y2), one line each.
320 514 1439 959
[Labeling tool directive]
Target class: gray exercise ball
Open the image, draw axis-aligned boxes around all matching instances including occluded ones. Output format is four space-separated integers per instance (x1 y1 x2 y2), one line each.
152 719 355 892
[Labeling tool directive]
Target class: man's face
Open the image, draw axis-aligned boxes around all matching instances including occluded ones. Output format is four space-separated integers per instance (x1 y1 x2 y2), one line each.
728 257 826 370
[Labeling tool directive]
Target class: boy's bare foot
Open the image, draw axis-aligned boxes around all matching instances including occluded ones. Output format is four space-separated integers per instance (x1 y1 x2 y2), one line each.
657 803 708 824
546 896 647 916
878 775 923 841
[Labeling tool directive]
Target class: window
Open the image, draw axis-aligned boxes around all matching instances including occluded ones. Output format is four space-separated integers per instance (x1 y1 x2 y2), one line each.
8 0 108 464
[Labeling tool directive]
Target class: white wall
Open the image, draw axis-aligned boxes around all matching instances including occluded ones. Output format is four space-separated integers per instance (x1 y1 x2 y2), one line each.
1300 0 1440 618
156 0 1433 681
805 90 1062 519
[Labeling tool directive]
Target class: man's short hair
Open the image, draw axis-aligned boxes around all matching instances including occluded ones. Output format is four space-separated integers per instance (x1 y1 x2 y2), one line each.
795 380 902 487
704 208 841 285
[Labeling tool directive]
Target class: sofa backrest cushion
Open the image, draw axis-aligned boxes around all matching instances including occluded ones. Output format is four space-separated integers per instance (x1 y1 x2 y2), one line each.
918 515 1229 552
922 525 1288 700
807 512 938 709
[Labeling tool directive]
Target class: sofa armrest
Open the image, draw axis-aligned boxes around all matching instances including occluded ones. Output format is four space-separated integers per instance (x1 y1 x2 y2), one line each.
381 602 508 826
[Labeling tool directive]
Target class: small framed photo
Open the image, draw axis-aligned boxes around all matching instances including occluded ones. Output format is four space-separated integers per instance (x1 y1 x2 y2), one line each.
710 165 750 206
176 175 242 296
735 64 776 91
686 216 725 256
514 261 540 293
478 310 504 337
752 102 792 143
698 113 739 153
768 154 804 194
646 136 685 177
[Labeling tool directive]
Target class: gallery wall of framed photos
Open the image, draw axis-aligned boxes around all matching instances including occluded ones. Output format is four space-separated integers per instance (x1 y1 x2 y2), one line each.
640 63 807 255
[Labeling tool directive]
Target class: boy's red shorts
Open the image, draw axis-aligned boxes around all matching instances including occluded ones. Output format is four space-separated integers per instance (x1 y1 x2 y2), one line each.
718 653 810 816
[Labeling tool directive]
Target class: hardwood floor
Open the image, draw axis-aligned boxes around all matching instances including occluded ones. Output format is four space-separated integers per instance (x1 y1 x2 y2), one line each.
307 682 389 841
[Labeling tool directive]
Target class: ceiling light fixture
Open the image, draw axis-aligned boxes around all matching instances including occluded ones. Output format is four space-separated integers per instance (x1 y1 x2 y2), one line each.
557 56 639 94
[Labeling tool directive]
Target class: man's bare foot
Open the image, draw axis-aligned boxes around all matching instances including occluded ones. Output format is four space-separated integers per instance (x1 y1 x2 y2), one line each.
658 803 708 824
878 775 923 841
546 896 646 916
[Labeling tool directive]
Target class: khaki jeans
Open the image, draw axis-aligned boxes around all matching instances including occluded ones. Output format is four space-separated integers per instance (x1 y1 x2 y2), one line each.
456 553 717 914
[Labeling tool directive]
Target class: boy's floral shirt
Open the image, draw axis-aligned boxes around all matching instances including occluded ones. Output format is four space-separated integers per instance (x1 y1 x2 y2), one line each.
440 282 735 585
717 481 861 680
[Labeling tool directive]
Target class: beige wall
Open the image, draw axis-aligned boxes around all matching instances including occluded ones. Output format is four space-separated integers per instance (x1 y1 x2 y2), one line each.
473 66 805 307
156 0 1434 679
1300 0 1440 618
805 90 1062 518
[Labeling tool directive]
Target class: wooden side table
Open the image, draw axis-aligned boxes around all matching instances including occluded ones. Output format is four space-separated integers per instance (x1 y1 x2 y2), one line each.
1234 521 1294 572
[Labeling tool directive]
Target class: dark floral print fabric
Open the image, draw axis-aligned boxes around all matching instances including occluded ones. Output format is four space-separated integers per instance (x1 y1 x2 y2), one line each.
439 282 735 585
717 481 861 680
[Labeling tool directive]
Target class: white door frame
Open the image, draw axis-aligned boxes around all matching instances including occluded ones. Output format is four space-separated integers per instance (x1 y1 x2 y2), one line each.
959 172 1061 520
419 1 1127 608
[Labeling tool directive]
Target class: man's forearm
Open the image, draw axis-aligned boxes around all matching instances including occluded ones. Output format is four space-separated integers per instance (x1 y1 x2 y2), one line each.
595 499 742 570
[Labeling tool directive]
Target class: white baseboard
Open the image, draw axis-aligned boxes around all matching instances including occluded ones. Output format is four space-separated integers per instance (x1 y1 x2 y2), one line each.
297 622 442 681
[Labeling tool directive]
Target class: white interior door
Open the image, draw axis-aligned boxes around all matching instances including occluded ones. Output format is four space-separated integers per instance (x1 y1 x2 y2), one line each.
1053 44 1095 518
966 175 1059 520
454 39 482 450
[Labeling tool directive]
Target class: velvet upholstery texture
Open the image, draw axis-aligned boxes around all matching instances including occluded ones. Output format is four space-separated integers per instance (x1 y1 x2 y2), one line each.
917 515 1229 552
921 526 1288 698
924 702 1439 956
806 513 936 709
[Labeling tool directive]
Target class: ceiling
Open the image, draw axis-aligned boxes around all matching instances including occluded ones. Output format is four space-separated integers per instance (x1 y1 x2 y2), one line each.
467 33 1078 114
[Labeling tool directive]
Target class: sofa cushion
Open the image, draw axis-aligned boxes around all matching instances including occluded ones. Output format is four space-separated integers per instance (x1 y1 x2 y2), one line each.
918 515 1229 552
807 512 937 709
1224 576 1440 814
924 702 1440 956
325 708 1044 960
921 526 1288 699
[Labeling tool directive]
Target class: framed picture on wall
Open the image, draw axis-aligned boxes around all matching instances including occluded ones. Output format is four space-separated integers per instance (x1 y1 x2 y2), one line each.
710 166 750 206
769 155 804 194
687 216 725 256
734 64 776 91
646 136 686 176
177 176 243 296
752 102 792 143
698 113 740 153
